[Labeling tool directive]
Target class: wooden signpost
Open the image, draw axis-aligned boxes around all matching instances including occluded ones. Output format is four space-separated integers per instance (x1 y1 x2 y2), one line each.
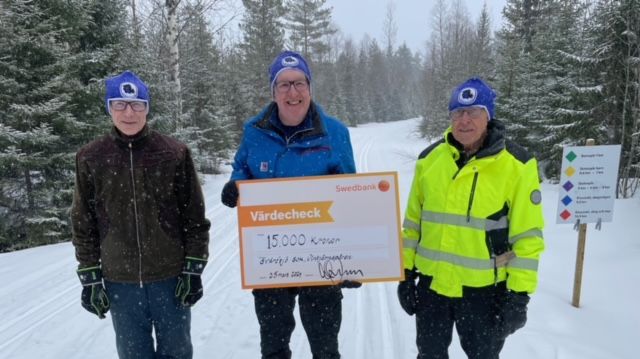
556 139 621 307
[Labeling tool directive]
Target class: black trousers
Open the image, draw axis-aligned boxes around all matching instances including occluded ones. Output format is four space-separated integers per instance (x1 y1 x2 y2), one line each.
253 285 343 359
415 275 506 359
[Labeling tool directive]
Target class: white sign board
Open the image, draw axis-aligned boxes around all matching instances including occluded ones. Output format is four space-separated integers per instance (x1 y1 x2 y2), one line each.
236 172 403 289
556 145 621 224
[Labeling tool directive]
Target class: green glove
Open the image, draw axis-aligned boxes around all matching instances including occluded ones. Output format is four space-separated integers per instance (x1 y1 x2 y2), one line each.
77 266 110 319
175 257 207 307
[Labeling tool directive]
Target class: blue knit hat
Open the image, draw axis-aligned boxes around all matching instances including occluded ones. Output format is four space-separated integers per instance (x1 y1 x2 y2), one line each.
105 70 150 114
448 77 496 120
268 51 311 94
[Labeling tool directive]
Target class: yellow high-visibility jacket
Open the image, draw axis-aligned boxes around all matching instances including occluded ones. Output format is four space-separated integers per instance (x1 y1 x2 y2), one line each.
403 120 544 298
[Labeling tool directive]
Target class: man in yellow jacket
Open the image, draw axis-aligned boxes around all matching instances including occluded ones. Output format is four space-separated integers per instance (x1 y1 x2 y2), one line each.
397 77 544 359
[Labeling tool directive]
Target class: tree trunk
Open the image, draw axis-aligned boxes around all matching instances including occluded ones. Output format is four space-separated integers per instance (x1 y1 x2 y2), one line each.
620 58 640 198
131 0 142 48
24 169 34 212
166 0 183 130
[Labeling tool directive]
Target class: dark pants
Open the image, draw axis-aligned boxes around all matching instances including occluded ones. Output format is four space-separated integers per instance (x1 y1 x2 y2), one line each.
415 275 505 359
104 277 192 359
253 285 343 359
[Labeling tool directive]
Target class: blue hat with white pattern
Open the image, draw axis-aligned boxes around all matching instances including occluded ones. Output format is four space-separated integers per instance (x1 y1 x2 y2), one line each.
105 70 150 114
268 51 312 94
448 77 496 120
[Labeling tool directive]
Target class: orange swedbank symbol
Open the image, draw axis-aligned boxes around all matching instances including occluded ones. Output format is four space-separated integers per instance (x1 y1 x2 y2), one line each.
378 180 390 192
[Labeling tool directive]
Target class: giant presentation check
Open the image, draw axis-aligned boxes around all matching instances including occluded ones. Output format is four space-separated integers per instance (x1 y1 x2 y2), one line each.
236 172 403 289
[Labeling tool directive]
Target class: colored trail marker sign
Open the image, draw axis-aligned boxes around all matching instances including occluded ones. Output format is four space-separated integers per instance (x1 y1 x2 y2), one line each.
556 140 621 308
556 144 621 225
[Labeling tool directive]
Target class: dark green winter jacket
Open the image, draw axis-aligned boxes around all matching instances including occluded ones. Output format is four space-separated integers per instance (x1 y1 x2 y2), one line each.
71 126 210 283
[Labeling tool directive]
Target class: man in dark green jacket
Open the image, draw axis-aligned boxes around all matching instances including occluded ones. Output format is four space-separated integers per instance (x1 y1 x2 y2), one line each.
71 70 210 359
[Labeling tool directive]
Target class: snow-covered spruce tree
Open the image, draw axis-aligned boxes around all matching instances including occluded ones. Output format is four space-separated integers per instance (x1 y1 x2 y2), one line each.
388 43 422 123
421 0 481 138
117 1 237 174
70 0 127 147
239 0 285 114
218 46 252 139
0 0 126 250
283 0 336 64
123 1 176 135
354 39 375 125
177 1 233 174
365 39 391 123
318 59 348 126
380 2 420 123
283 0 344 125
532 0 596 179
124 0 187 135
496 0 596 179
471 3 495 80
494 0 536 151
334 38 359 126
587 0 640 197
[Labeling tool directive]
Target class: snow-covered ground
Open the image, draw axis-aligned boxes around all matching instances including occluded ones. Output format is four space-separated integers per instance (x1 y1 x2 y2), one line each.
1 118 638 358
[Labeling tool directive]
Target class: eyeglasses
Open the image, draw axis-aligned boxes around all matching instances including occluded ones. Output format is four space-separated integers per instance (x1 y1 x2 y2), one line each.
274 80 309 94
449 107 486 121
110 100 147 112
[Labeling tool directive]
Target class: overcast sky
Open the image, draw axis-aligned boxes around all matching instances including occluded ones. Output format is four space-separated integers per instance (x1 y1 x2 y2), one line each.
325 0 507 53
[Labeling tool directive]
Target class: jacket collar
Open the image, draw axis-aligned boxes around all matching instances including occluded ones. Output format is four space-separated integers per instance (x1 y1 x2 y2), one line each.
445 119 506 160
111 125 151 149
255 101 326 142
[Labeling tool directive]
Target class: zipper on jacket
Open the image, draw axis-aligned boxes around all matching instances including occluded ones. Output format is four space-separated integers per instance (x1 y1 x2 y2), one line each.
128 143 143 288
285 127 313 145
452 168 462 179
466 171 479 223
270 127 314 176
452 152 469 179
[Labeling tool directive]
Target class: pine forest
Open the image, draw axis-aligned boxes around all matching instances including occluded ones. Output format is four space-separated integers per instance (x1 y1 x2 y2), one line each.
0 0 639 251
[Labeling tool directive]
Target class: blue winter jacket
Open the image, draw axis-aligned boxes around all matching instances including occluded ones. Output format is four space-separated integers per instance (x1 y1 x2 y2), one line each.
230 102 356 181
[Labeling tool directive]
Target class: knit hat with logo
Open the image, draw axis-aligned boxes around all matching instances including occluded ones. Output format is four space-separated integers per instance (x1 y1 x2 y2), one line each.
268 51 312 94
105 70 150 114
448 77 496 120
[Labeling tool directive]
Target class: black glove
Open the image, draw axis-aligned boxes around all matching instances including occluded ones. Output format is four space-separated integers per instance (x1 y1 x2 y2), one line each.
339 280 362 288
77 266 110 319
497 290 530 338
175 257 207 307
221 180 238 208
397 269 418 315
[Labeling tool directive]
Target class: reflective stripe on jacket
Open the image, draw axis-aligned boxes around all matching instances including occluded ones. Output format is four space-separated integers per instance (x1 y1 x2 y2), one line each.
402 120 544 297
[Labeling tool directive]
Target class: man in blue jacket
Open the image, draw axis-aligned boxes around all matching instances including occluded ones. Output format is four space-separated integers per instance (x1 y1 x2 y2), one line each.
221 50 356 359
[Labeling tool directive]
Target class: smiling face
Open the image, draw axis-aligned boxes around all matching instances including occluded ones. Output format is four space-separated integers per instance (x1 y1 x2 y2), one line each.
109 100 148 136
450 106 489 152
273 69 311 126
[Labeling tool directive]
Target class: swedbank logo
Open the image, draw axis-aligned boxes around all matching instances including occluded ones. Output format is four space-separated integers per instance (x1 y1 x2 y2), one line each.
336 180 390 193
377 180 390 192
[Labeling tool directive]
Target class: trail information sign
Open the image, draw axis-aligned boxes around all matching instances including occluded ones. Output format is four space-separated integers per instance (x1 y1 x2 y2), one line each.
556 145 621 224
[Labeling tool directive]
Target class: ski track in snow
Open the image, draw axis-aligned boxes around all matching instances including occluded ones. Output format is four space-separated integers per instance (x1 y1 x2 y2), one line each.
190 119 427 358
0 118 428 359
5 118 634 359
